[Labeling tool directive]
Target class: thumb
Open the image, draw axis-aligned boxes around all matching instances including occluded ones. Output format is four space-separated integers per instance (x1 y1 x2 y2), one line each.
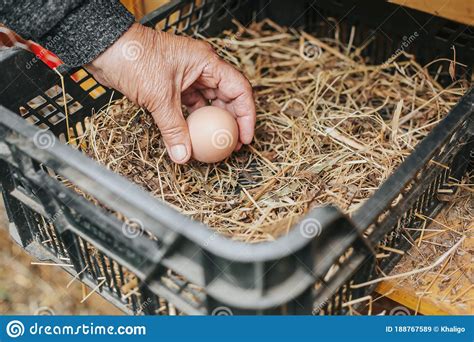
151 94 191 164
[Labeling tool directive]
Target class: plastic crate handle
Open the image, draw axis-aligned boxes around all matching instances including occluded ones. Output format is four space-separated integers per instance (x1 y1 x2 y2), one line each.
0 25 62 69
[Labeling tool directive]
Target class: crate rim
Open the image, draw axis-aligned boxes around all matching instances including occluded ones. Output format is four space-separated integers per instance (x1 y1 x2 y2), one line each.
0 102 355 262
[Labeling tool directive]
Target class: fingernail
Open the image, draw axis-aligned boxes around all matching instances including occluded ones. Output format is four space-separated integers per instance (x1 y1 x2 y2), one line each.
170 144 187 162
234 142 243 152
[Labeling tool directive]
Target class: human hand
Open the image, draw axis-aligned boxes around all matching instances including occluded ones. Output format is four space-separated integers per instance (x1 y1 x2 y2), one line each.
86 23 255 164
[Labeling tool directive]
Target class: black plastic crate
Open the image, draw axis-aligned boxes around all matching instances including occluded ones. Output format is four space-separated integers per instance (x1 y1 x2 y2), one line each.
0 0 472 315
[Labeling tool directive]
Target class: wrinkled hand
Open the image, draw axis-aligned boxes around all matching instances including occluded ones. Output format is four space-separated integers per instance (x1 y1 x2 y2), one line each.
86 23 255 164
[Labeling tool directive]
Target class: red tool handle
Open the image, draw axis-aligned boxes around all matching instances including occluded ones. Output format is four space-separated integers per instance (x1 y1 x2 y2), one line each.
0 25 63 69
28 42 63 69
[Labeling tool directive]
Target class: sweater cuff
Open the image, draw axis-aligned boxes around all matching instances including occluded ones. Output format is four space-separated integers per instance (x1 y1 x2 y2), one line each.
38 1 135 67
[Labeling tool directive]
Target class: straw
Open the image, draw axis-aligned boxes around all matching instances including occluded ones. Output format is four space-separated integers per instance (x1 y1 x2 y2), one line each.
80 20 467 245
378 174 473 309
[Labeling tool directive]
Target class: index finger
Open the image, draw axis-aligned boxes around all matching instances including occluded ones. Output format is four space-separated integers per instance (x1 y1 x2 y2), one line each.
211 60 256 144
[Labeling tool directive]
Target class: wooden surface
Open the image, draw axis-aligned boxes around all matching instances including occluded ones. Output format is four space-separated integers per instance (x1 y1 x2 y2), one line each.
376 185 473 315
377 259 473 315
121 0 170 19
377 233 473 315
390 0 474 25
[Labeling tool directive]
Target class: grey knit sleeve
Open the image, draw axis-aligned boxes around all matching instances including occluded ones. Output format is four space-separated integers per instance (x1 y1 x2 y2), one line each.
0 0 135 66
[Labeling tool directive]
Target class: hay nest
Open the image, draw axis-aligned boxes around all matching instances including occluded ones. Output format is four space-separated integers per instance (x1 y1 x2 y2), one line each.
80 20 468 242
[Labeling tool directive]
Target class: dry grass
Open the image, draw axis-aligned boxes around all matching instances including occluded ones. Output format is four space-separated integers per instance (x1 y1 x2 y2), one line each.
79 20 468 242
387 173 473 313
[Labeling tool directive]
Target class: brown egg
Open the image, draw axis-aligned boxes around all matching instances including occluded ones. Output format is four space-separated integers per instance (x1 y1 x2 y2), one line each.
187 106 239 163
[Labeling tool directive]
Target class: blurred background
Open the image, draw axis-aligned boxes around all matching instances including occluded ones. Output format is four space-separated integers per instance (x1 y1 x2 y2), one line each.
0 201 121 314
